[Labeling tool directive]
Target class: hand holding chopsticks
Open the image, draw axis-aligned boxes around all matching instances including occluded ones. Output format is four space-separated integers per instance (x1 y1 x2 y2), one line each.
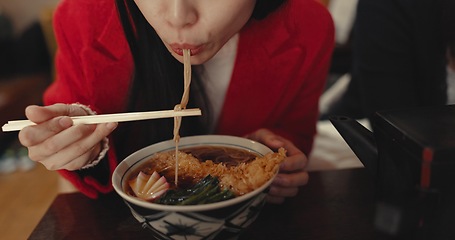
2 108 202 132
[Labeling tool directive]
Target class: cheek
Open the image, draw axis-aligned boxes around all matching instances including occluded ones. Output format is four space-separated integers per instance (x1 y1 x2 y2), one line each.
212 2 255 36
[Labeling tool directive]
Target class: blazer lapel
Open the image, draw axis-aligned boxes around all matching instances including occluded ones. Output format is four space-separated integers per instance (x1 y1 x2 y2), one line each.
216 18 306 135
93 7 129 61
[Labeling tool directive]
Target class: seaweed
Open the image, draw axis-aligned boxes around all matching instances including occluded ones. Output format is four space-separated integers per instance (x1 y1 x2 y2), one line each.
156 175 235 205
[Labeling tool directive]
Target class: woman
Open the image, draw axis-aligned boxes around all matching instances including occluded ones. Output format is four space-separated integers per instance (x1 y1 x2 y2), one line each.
18 0 334 203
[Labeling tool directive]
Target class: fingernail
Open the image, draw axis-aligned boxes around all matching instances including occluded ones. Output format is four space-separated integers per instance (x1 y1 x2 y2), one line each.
58 116 73 128
106 122 118 131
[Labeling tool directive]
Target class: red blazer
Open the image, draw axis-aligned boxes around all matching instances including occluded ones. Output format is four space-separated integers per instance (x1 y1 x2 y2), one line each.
46 0 334 198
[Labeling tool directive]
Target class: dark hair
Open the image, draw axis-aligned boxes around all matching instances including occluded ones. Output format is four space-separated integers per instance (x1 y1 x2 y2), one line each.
252 1 287 19
113 0 287 158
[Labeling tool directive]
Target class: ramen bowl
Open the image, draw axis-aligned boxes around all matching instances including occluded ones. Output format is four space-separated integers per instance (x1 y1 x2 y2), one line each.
112 135 279 240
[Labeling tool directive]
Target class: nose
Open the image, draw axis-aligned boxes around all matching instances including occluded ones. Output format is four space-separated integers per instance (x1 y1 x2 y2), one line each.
166 0 198 28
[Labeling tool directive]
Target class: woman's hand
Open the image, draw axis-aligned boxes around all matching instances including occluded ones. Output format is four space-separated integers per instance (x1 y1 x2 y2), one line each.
18 104 118 171
245 128 309 204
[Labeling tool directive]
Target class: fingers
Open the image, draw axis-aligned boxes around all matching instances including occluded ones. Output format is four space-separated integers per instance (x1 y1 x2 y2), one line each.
19 116 74 147
280 154 308 173
25 103 87 123
41 137 100 171
246 128 310 203
267 174 308 204
246 128 285 149
39 143 95 170
267 171 309 204
20 103 91 147
27 122 117 170
246 129 304 158
60 146 100 170
26 123 97 161
19 103 117 171
274 171 309 188
25 105 56 123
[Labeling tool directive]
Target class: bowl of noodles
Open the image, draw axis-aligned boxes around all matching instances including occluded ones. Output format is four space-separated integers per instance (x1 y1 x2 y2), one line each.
112 135 285 240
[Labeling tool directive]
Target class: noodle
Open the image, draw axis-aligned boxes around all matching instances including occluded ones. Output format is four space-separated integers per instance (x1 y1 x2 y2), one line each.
173 49 192 186
127 147 287 198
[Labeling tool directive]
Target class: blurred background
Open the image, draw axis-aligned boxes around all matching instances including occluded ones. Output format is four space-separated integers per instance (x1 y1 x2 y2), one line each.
0 1 60 239
0 0 58 168
0 0 58 76
0 0 59 34
0 0 361 239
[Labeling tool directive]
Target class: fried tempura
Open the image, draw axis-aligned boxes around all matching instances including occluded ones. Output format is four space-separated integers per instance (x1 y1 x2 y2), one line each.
145 148 286 196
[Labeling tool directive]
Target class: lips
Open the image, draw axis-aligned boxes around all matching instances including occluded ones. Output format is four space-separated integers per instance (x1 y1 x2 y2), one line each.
169 43 203 56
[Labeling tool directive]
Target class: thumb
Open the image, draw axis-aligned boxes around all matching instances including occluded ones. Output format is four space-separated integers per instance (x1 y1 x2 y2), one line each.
25 103 87 123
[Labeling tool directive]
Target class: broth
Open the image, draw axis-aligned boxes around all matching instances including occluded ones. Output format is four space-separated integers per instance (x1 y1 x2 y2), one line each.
125 145 286 203
182 146 258 167
127 146 258 194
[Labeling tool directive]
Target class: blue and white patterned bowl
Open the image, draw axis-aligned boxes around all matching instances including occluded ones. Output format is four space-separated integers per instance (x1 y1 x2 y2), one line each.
112 135 277 240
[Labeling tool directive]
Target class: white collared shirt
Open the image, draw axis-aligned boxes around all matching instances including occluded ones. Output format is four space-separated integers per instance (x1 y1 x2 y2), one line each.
195 34 238 132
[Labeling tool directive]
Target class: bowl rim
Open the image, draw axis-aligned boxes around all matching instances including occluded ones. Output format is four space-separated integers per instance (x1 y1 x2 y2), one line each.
112 135 277 212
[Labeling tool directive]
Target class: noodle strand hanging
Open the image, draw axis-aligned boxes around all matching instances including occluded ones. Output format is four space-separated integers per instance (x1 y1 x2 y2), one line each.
173 49 192 186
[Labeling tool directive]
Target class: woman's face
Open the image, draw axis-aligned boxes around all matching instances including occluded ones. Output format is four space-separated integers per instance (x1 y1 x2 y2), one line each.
134 0 256 65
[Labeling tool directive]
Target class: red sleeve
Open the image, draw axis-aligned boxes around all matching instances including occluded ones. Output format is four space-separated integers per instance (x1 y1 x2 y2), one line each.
57 143 119 199
45 0 133 199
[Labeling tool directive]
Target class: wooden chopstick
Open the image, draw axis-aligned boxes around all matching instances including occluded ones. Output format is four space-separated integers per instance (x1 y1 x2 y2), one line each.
2 108 202 132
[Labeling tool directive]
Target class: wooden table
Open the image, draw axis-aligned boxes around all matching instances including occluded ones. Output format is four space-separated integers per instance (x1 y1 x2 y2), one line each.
29 168 377 240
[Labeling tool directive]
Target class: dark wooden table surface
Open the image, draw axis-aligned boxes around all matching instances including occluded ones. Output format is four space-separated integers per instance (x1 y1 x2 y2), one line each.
29 168 377 240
